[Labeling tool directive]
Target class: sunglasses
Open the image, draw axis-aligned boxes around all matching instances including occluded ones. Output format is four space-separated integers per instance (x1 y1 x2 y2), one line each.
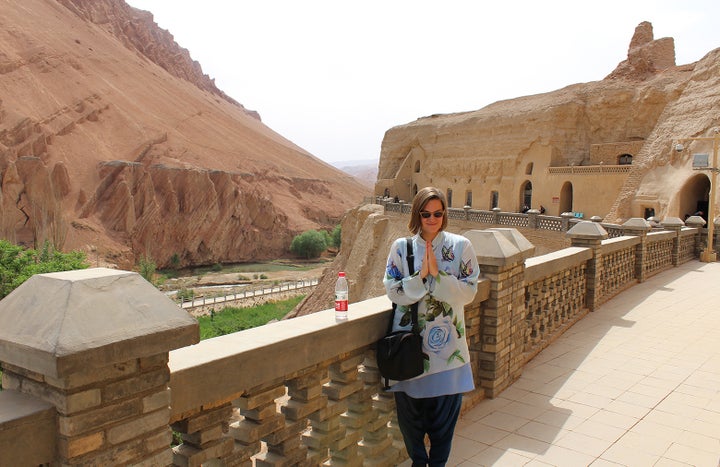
420 210 444 219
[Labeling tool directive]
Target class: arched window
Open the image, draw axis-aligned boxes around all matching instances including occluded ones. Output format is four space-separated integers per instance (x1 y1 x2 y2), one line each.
447 188 453 208
414 161 421 173
465 191 472 207
525 162 534 175
618 154 633 165
491 191 499 209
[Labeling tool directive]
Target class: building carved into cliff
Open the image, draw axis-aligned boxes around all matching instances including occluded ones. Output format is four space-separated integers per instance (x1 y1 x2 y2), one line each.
375 22 720 224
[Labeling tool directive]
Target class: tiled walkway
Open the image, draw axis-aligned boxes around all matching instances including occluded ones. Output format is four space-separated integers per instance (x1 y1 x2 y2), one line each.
402 260 720 466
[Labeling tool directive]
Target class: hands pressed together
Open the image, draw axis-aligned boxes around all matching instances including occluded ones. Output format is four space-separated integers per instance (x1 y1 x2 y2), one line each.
420 240 438 280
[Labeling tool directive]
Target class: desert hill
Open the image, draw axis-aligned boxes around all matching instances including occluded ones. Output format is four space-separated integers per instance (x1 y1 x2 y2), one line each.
0 0 370 269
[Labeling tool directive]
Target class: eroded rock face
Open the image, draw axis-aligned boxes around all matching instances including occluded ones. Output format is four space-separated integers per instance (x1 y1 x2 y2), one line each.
0 0 370 269
607 21 676 80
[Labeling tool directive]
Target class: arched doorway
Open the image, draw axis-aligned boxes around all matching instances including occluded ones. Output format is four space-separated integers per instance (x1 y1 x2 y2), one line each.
560 181 573 214
520 181 532 211
678 174 710 220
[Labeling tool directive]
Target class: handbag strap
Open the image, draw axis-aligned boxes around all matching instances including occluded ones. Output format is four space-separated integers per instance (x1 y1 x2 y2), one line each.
388 238 420 333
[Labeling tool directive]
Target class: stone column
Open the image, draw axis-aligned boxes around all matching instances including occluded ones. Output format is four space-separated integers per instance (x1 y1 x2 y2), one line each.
0 268 198 465
661 217 685 266
526 209 539 229
492 207 501 225
567 221 609 312
685 215 706 257
622 218 652 282
561 212 574 231
463 228 535 398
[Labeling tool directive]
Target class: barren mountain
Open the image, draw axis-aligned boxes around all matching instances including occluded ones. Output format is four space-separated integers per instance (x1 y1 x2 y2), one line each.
0 0 370 269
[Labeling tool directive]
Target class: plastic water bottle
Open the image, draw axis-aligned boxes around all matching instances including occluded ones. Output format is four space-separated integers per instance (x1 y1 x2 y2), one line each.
335 271 348 321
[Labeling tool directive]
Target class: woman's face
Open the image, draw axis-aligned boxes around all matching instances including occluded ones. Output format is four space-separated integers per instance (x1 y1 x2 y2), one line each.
420 198 444 239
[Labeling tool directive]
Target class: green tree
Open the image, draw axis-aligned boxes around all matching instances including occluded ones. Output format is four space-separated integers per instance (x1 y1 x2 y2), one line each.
0 240 88 299
138 254 157 284
331 225 342 248
290 230 328 259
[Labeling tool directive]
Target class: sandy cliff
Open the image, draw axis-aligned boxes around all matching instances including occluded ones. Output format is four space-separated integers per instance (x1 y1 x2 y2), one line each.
0 0 370 269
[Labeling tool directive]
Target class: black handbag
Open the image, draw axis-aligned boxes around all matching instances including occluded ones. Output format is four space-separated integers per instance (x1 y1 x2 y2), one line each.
376 237 424 389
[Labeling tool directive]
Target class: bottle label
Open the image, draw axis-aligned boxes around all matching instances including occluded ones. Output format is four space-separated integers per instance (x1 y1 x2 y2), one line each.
335 300 348 312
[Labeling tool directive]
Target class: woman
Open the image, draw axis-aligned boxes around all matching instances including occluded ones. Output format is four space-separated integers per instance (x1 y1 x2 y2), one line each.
383 186 480 466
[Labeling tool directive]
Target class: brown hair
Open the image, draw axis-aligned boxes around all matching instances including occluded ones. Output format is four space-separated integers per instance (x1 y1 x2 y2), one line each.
408 186 448 234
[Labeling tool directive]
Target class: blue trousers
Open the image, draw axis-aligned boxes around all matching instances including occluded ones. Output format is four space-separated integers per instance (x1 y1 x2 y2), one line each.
394 392 463 467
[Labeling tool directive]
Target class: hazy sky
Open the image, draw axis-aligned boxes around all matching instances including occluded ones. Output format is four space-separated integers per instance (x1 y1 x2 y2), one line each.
126 1 720 164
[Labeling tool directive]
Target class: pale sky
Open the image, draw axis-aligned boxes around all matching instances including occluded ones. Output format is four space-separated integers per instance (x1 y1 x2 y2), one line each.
125 1 720 164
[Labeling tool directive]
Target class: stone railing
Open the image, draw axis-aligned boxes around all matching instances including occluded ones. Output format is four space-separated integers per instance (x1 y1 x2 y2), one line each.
377 196 718 247
0 219 703 465
547 165 633 175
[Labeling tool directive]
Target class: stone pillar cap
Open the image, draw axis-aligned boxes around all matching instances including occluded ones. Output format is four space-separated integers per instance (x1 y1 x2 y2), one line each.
622 217 652 230
566 220 609 239
485 228 536 257
0 268 198 378
463 229 530 266
661 216 685 229
684 215 706 227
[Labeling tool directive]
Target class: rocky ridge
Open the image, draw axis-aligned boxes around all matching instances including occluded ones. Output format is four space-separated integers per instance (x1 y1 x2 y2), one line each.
0 0 370 269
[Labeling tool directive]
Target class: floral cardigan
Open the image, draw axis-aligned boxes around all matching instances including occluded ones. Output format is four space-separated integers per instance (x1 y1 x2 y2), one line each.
383 231 479 385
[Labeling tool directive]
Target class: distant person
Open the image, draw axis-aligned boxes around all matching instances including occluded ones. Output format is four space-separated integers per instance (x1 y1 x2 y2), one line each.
539 205 546 214
393 195 400 203
521 205 530 213
383 186 480 467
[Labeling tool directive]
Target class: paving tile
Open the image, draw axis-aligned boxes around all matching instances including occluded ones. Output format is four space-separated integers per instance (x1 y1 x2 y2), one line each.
554 430 613 457
629 419 684 443
586 409 639 431
466 445 534 466
455 421 511 445
497 401 549 421
449 435 491 464
599 442 660 467
532 407 586 431
515 420 568 444
478 411 532 433
675 430 720 453
662 442 720 466
614 431 673 456
530 444 596 467
571 418 626 443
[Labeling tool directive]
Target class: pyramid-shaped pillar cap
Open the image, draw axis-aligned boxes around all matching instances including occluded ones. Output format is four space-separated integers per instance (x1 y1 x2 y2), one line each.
0 268 198 378
484 228 536 257
661 216 685 229
622 217 652 231
566 220 609 240
463 229 530 266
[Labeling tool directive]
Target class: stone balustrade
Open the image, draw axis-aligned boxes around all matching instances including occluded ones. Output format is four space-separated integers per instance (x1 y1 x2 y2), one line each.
0 220 704 466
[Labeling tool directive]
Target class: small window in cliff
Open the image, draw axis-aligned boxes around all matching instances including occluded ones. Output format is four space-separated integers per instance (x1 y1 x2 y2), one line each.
618 154 633 165
525 162 534 175
465 191 473 207
414 161 421 173
447 189 453 208
491 191 499 210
